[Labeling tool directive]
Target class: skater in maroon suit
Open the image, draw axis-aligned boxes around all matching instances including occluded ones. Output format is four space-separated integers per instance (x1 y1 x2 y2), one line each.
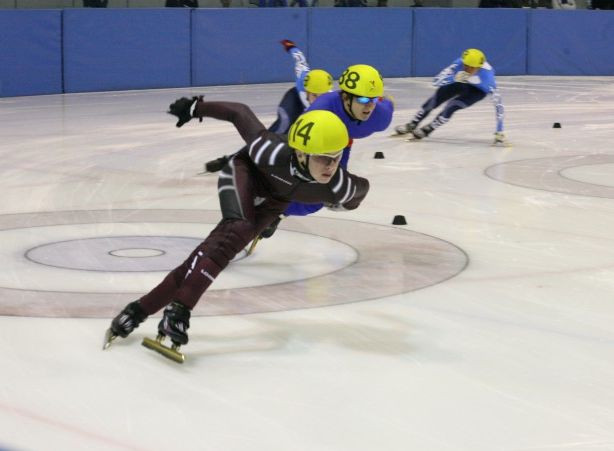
104 96 369 362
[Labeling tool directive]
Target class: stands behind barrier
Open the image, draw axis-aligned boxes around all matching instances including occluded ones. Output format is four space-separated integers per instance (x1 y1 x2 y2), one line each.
1 8 613 96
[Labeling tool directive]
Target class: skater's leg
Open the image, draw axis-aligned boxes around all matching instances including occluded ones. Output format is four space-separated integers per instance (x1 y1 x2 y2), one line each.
417 85 487 138
396 84 461 135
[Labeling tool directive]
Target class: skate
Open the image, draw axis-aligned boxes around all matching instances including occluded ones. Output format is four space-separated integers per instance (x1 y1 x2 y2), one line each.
204 155 229 173
391 122 418 137
491 132 511 148
260 215 283 239
142 301 191 363
103 301 148 350
406 124 434 141
246 215 284 256
246 235 261 256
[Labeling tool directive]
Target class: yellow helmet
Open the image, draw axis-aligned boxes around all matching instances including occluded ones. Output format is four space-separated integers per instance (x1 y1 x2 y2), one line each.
462 48 485 68
338 64 384 98
288 110 349 155
304 69 333 94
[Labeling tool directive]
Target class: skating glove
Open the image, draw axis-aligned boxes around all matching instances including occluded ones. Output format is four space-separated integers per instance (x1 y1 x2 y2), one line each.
453 71 471 83
280 39 296 52
168 95 203 128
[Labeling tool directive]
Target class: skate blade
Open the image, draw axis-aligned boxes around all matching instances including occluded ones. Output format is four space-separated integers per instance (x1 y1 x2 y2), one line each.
389 133 409 138
142 336 185 364
492 140 512 148
246 235 261 256
102 328 117 350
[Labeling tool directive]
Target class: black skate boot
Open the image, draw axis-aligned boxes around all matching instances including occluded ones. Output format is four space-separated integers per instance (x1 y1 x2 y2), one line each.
103 301 148 349
142 301 191 364
158 301 191 345
260 215 283 239
204 155 229 173
247 215 284 256
410 124 434 140
394 121 418 136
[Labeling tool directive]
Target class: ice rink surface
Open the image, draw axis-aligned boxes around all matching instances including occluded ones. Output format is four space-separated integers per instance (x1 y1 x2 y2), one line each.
1 77 613 451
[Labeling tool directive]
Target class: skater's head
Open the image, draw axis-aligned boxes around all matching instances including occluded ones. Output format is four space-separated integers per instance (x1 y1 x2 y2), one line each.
288 110 349 184
303 69 333 104
338 64 384 122
461 48 485 74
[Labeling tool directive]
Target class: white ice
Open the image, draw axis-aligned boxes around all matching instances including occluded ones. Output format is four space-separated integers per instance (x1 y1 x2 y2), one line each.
1 77 613 451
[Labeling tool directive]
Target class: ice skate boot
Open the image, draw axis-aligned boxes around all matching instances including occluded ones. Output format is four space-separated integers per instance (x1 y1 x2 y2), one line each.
103 301 148 350
393 121 418 136
246 215 284 256
408 124 434 141
204 155 229 173
142 301 191 364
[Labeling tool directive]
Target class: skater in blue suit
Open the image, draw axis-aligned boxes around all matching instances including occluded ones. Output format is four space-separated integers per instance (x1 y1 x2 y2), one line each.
394 48 506 146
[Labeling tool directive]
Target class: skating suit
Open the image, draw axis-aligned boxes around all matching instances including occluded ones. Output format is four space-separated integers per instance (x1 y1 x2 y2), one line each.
433 58 504 133
137 101 369 313
284 91 393 216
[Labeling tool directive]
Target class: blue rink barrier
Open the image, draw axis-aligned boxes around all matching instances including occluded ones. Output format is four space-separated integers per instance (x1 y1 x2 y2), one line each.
0 10 62 97
528 10 614 75
0 8 613 97
192 8 308 86
413 8 527 76
63 8 191 93
309 8 413 78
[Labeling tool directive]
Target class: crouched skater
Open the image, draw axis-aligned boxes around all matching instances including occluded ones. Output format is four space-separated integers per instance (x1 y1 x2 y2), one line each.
103 96 370 362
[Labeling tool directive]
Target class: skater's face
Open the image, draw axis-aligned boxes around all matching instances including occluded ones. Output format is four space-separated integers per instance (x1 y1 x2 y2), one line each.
297 151 343 183
306 91 322 104
342 93 377 122
463 64 480 75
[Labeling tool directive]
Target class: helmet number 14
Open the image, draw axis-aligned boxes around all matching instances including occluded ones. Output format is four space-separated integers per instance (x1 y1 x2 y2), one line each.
291 119 315 147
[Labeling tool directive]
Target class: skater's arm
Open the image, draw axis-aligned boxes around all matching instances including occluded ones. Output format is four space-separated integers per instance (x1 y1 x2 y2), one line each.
281 40 310 92
281 39 311 109
193 101 266 145
328 171 369 211
433 60 461 87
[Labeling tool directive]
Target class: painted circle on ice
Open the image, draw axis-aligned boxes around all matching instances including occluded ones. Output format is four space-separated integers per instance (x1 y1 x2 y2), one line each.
26 236 202 272
485 155 614 199
0 210 468 318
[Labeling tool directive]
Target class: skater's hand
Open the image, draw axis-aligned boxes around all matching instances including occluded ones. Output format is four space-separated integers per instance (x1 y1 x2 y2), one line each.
453 71 471 83
280 39 296 52
168 95 203 128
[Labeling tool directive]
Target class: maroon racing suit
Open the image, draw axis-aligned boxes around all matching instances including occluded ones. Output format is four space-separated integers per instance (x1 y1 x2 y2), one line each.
138 101 369 314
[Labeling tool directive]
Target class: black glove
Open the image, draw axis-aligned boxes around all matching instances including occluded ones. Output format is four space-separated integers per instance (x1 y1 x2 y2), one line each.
167 95 203 128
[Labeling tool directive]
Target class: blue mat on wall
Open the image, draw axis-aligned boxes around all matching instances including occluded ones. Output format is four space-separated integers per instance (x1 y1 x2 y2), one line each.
528 10 614 75
0 10 62 97
413 8 527 77
309 8 413 80
192 9 308 86
63 8 191 93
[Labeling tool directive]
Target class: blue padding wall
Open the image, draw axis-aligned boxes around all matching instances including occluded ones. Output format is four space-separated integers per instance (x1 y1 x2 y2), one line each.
309 8 413 79
413 9 527 77
1 8 614 97
63 9 190 93
0 10 62 97
192 9 308 86
528 10 614 75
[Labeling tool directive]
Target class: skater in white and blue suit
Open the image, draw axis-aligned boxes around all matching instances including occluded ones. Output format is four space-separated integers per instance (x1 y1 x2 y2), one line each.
395 48 506 145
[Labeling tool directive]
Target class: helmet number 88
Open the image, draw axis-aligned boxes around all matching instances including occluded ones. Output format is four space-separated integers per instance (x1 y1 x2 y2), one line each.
339 70 360 90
